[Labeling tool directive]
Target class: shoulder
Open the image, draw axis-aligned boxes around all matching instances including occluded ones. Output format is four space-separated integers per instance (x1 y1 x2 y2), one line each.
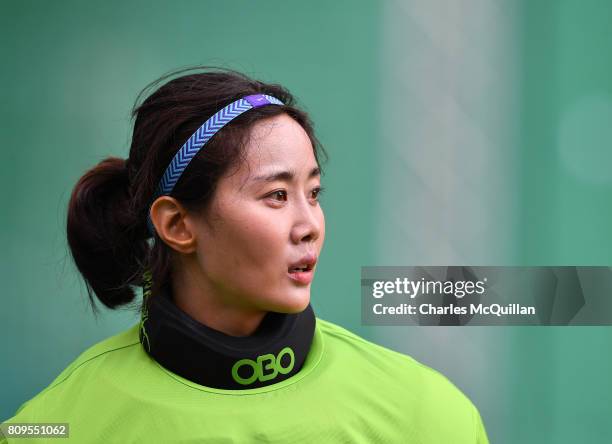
315 317 486 438
316 316 472 398
318 316 459 380
45 323 141 389
317 316 440 375
8 324 142 420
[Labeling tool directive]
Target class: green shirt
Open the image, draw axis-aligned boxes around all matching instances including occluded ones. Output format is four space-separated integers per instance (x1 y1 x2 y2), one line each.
3 318 489 443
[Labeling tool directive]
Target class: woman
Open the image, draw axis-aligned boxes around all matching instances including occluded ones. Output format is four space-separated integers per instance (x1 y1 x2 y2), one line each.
3 68 489 443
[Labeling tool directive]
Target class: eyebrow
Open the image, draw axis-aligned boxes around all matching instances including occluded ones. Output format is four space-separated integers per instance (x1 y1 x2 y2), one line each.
251 166 321 183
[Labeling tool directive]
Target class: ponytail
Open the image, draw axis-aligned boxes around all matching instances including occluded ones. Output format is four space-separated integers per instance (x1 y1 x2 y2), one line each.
66 157 148 309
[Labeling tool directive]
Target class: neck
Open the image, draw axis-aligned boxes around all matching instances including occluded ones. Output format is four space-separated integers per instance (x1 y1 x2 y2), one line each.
139 279 318 390
172 262 266 337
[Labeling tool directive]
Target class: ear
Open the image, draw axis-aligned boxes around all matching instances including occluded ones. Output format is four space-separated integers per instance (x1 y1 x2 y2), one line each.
149 196 197 254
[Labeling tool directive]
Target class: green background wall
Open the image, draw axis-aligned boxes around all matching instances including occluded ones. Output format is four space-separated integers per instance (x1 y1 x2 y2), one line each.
2 1 612 443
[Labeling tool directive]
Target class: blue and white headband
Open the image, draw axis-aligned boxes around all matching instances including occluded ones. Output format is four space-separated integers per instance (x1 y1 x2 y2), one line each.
146 94 284 236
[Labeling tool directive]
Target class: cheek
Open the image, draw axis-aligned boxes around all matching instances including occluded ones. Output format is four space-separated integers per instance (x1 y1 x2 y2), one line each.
316 209 326 249
210 206 287 272
243 222 286 265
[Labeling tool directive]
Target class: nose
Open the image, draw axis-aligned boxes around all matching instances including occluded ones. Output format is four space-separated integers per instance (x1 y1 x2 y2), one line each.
290 194 323 245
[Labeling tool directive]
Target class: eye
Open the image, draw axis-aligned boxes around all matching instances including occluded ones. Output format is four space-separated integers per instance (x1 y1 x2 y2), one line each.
266 186 325 205
311 186 325 201
268 190 288 202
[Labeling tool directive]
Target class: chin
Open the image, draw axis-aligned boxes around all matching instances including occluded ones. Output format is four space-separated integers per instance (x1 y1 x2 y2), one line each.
270 292 310 314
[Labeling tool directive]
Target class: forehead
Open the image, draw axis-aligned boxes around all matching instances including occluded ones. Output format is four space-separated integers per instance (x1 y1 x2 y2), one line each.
240 113 317 177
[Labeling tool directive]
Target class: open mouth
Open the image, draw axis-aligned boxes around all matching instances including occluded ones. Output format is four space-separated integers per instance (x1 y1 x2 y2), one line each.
287 261 316 285
287 254 317 284
288 264 314 273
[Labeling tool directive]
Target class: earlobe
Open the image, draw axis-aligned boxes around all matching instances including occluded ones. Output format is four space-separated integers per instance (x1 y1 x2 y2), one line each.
149 197 197 254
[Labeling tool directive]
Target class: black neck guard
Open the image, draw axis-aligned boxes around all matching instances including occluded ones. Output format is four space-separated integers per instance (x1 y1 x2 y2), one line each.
139 287 316 390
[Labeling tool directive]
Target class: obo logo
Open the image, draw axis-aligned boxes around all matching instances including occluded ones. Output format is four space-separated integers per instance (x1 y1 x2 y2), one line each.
231 347 295 385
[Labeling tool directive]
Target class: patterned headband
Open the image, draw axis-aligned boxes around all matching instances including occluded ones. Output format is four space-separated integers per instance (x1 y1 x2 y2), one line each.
146 94 284 236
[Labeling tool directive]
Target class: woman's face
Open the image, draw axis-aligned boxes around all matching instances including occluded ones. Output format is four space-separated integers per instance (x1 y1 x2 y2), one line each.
193 113 325 313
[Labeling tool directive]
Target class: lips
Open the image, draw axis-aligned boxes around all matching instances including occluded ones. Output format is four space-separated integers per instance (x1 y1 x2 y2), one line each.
288 253 317 273
287 253 317 285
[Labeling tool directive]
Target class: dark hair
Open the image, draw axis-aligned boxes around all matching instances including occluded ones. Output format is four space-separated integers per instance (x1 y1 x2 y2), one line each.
66 66 327 311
